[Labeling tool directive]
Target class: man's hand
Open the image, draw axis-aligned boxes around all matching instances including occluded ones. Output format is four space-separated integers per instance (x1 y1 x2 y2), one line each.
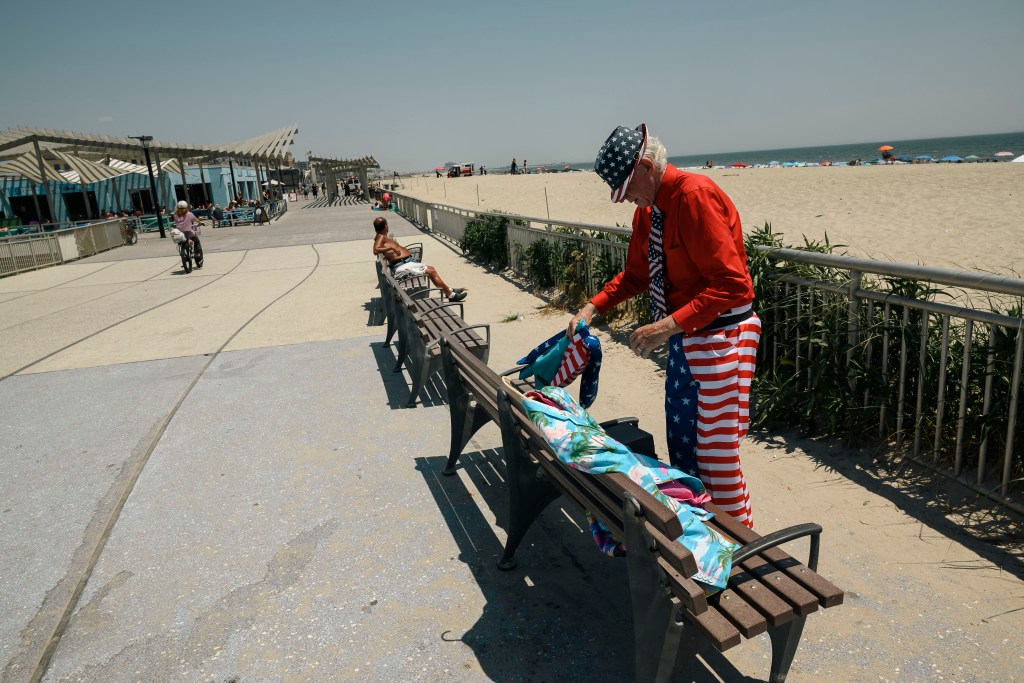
567 303 598 338
629 316 682 358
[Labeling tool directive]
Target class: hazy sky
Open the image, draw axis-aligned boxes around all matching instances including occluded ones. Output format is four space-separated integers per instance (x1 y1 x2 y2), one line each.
2 0 1021 171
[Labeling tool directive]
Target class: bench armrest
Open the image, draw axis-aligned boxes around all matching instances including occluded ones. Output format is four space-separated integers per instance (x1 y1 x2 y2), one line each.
415 301 465 318
408 287 445 300
730 523 822 571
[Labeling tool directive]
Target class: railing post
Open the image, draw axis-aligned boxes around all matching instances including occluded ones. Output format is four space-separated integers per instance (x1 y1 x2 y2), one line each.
847 270 862 371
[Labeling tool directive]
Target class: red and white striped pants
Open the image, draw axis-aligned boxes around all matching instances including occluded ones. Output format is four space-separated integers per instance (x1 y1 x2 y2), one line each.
665 315 761 528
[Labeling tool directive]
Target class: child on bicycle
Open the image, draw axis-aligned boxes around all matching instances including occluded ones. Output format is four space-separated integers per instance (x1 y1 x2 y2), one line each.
173 200 204 268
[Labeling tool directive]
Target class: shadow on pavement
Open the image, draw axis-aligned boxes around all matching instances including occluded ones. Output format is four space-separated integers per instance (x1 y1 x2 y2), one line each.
416 450 756 682
369 341 446 409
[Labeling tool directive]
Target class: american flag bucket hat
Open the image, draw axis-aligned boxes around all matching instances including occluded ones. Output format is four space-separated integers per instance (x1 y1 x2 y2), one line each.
594 123 648 203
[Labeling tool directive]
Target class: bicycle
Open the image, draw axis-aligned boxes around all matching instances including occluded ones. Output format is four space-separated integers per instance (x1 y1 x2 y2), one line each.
172 226 203 273
178 236 194 273
122 218 139 245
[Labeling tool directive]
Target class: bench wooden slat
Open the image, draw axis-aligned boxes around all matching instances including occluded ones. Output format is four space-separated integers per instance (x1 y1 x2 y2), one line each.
728 550 819 618
706 504 844 609
714 588 768 639
643 522 700 591
726 564 794 627
682 600 742 651
656 557 709 616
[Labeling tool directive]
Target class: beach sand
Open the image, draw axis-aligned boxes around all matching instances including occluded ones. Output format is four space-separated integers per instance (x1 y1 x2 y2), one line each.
400 163 1024 274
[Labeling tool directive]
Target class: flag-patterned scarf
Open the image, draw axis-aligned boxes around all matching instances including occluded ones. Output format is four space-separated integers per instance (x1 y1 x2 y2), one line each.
648 206 667 321
517 322 603 408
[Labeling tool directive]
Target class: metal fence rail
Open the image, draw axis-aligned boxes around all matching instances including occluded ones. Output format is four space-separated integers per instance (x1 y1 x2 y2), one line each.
392 192 635 296
0 219 125 278
392 191 1023 510
755 246 1023 511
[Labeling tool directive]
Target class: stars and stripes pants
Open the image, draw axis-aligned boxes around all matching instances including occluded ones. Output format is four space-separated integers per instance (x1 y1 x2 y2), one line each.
664 315 761 528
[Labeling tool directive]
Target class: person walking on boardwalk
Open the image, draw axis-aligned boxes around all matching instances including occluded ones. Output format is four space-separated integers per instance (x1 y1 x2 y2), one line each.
372 217 467 302
567 123 760 528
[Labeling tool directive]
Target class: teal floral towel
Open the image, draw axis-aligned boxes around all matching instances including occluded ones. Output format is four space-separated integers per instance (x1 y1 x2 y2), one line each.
521 386 737 590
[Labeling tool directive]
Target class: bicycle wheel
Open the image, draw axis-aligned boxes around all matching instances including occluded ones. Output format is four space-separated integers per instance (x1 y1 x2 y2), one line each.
180 243 192 273
126 229 138 245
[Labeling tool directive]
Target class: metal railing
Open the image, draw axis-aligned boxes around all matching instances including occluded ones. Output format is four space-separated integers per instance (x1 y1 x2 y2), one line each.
392 191 1023 510
0 219 125 278
756 247 1023 510
392 192 634 296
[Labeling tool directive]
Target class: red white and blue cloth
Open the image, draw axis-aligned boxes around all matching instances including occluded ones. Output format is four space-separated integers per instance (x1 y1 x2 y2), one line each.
517 322 603 408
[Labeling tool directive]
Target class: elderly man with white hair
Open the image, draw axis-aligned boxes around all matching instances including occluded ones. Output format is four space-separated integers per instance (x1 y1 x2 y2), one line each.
568 123 761 528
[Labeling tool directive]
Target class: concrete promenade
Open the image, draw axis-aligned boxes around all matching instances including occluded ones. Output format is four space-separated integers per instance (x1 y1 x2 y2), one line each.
1 201 1021 682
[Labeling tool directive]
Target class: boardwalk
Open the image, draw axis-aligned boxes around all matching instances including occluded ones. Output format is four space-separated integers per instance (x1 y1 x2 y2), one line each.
1 200 1020 682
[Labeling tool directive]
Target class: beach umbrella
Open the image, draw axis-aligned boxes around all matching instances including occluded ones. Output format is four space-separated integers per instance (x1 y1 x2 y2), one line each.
938 155 963 162
1012 155 1024 163
730 162 748 168
767 160 780 166
914 155 932 160
994 151 1014 157
964 155 980 162
896 156 912 162
878 145 894 152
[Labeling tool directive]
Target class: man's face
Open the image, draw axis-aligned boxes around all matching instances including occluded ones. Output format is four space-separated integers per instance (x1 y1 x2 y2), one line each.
622 158 659 208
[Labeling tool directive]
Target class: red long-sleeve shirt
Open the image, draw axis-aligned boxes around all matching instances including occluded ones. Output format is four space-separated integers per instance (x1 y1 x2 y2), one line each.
590 164 754 333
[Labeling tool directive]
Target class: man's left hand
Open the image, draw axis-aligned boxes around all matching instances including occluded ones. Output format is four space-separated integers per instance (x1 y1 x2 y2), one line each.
629 317 682 358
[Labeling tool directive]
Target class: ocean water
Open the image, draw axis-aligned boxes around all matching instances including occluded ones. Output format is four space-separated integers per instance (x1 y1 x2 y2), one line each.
540 131 1024 171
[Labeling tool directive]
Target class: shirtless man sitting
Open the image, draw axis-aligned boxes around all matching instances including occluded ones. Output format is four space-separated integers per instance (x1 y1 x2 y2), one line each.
373 217 467 302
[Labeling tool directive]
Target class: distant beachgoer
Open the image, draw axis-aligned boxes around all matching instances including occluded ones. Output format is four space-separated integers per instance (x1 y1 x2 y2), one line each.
510 158 518 175
311 184 318 198
569 122 759 528
523 159 527 174
373 217 466 301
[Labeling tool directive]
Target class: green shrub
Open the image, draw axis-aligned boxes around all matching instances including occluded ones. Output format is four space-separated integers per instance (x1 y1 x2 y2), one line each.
461 213 510 269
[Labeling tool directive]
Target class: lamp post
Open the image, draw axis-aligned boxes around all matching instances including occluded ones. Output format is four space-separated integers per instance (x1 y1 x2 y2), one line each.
130 135 166 238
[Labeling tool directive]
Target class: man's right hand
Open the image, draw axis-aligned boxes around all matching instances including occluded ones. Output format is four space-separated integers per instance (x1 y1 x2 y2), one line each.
567 303 598 338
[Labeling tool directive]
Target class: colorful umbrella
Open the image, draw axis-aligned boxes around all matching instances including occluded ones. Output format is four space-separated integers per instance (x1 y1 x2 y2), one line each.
878 145 894 152
914 155 932 159
938 155 963 162
729 162 749 168
994 151 1014 157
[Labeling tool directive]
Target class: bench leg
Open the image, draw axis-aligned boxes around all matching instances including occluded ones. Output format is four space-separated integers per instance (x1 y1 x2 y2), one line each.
383 308 397 346
392 322 411 373
767 614 806 683
623 497 699 683
406 352 440 408
497 446 560 571
443 403 491 476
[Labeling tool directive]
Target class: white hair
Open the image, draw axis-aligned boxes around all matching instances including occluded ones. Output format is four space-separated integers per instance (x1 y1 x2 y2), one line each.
643 135 668 173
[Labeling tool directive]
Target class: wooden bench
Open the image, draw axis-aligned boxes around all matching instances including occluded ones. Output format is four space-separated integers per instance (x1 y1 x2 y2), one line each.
438 334 843 683
379 254 489 407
